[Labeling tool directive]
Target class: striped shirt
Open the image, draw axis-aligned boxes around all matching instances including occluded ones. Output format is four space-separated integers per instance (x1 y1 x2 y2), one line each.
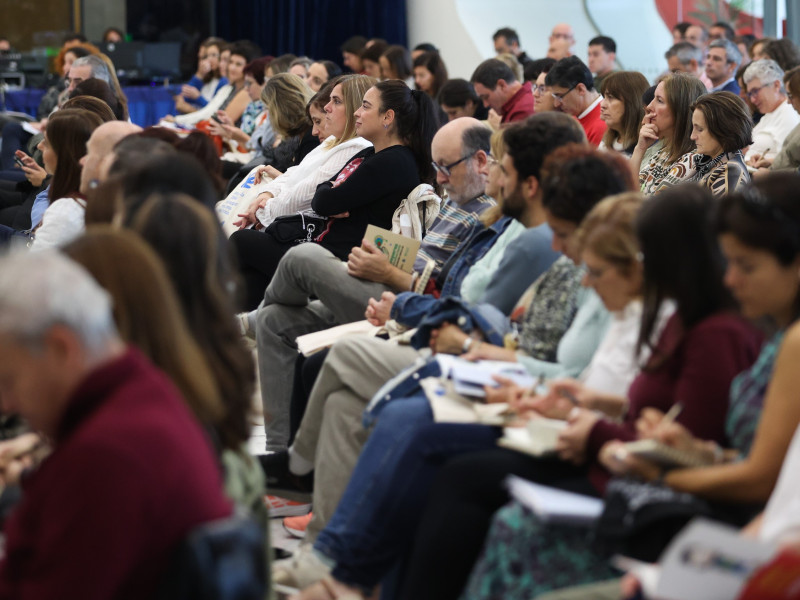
414 193 495 279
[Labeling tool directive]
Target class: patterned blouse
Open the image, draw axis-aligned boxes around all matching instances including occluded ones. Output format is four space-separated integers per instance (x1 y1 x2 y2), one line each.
656 150 751 197
240 100 266 135
639 145 675 196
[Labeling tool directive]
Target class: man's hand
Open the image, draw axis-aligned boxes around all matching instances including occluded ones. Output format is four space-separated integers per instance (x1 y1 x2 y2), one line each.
347 240 392 283
365 291 396 326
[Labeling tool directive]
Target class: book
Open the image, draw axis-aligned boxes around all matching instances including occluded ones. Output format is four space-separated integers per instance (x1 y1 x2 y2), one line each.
295 320 383 356
363 225 421 274
623 439 715 469
497 418 568 457
420 378 511 425
505 475 604 526
446 357 535 399
613 518 778 600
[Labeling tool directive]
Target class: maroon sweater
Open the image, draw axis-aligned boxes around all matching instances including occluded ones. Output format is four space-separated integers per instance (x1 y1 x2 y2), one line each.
500 81 534 124
586 312 762 493
0 349 232 600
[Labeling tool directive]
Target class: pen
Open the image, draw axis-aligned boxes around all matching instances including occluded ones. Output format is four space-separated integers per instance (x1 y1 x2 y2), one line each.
661 402 683 426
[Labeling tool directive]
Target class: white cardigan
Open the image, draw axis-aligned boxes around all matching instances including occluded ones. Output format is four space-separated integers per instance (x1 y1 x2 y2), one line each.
254 135 372 227
174 84 234 127
31 197 85 251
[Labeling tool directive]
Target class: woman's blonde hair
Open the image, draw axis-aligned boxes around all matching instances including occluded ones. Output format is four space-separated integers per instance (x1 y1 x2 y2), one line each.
576 191 643 277
481 128 506 226
329 74 377 146
262 72 314 138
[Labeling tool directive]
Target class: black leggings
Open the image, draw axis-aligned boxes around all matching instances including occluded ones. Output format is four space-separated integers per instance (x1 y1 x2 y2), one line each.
229 228 293 310
399 448 596 600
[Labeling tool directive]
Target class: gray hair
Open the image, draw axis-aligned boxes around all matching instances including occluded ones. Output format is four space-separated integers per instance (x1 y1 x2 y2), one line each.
743 58 785 90
462 125 492 157
709 38 742 67
664 42 703 65
72 55 111 84
0 250 117 357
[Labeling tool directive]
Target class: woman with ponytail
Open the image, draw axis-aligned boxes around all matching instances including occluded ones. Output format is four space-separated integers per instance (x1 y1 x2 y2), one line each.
232 79 440 309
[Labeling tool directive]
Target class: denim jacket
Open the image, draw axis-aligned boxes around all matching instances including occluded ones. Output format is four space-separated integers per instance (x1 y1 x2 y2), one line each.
390 216 515 328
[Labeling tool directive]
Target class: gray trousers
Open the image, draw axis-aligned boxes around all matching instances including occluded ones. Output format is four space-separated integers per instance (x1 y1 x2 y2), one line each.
292 335 422 543
256 243 391 451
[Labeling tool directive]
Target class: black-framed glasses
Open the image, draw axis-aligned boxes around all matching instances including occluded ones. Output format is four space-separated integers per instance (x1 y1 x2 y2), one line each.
551 84 578 103
432 151 477 177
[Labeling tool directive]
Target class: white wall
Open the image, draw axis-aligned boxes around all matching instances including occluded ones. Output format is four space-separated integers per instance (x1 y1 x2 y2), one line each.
407 0 673 83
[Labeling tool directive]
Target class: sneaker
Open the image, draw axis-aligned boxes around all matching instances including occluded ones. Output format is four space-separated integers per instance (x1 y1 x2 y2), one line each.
283 512 313 538
258 451 314 497
272 544 332 589
264 494 312 518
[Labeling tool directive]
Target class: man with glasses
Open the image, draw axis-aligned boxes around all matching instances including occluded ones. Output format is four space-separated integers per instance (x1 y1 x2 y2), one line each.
545 56 606 146
470 58 533 124
253 118 497 453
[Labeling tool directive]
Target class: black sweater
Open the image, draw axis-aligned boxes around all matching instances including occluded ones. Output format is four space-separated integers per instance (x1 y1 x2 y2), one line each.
311 144 420 259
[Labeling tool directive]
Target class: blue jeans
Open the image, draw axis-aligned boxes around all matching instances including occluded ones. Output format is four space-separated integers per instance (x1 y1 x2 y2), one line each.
314 394 500 592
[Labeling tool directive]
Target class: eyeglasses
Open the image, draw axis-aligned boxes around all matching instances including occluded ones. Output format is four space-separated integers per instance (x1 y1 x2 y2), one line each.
551 84 578 103
747 85 765 99
431 151 477 177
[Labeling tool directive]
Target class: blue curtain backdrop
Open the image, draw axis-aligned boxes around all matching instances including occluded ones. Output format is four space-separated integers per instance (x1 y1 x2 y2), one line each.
215 0 407 64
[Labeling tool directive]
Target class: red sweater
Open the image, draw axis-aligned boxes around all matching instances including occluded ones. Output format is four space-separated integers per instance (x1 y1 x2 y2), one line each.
500 81 534 124
586 312 762 493
579 100 607 146
0 349 232 600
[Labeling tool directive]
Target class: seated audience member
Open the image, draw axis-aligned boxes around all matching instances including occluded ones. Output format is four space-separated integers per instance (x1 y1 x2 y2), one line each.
233 75 374 231
267 114 587 582
470 59 533 125
710 20 736 41
736 61 762 123
307 60 341 92
495 53 524 85
531 59 558 114
665 41 706 82
402 185 762 600
657 91 752 195
69 78 126 120
598 71 650 154
633 72 706 195
290 56 313 82
210 57 273 171
550 23 576 56
743 59 800 165
225 72 316 190
438 78 489 121
706 38 743 93
588 35 617 91
359 41 388 80
523 57 556 83
413 51 448 100
493 27 532 65
179 37 227 111
411 42 437 61
31 109 106 250
672 21 691 44
267 53 298 77
253 117 501 452
102 26 124 43
230 80 438 309
762 37 800 72
546 56 607 146
0 250 232 598
284 147 635 600
753 65 800 174
736 34 756 66
79 121 142 199
341 35 367 73
750 37 772 61
172 41 259 127
380 45 413 86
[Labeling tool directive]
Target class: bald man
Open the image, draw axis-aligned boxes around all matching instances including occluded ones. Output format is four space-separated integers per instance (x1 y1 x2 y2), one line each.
550 23 575 56
79 121 142 195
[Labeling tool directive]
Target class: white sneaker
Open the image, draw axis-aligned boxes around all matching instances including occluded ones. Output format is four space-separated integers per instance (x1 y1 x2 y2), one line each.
272 544 332 589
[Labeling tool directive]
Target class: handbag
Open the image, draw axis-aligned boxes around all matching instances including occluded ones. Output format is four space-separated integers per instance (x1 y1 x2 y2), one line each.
264 210 329 245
